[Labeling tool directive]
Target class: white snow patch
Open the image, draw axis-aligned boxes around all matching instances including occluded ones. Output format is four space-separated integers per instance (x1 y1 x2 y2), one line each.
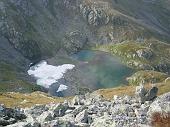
57 84 68 92
27 61 75 88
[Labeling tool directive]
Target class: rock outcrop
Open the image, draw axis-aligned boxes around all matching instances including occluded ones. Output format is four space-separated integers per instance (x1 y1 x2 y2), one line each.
135 84 158 103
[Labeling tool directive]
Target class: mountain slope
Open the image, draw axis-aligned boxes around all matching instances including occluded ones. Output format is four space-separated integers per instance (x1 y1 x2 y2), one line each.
111 0 170 37
1 0 170 61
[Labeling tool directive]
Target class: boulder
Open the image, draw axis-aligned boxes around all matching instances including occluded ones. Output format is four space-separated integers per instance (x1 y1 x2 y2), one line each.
135 84 147 103
72 105 87 116
36 111 54 123
148 92 170 115
145 87 158 101
0 104 4 117
135 84 158 103
25 105 48 117
90 115 115 127
72 95 85 105
165 77 170 83
51 103 68 117
75 110 88 123
0 106 26 126
42 120 74 127
22 122 41 127
147 92 170 126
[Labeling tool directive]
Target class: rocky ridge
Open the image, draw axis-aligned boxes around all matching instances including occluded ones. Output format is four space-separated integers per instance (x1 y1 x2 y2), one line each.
0 86 169 127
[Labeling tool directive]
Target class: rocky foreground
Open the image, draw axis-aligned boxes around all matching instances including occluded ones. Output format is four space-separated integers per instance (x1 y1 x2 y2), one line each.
0 86 170 127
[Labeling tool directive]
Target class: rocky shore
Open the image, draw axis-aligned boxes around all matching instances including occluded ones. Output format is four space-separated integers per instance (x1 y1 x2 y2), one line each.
0 85 169 127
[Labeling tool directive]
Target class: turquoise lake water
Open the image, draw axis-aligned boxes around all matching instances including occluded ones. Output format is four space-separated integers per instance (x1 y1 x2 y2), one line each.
71 50 134 89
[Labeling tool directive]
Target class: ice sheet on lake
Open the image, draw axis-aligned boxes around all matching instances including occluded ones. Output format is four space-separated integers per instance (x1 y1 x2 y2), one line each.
27 61 75 89
56 84 68 92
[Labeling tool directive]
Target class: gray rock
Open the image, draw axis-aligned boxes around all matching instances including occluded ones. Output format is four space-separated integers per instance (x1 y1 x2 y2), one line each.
72 95 85 105
42 119 75 127
145 87 158 101
36 111 54 123
165 77 170 83
0 104 4 116
147 92 170 124
0 106 26 126
90 114 114 127
136 49 153 60
88 10 99 26
72 105 87 116
22 122 41 127
87 9 109 26
52 103 68 117
25 105 48 117
75 110 88 123
135 84 147 103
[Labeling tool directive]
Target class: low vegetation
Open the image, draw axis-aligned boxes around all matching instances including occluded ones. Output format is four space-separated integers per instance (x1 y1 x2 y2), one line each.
0 62 42 93
150 112 170 127
127 70 169 86
94 39 170 72
0 92 72 108
96 79 170 100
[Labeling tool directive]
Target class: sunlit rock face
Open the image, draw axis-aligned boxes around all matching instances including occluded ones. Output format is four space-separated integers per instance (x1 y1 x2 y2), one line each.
28 61 75 92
